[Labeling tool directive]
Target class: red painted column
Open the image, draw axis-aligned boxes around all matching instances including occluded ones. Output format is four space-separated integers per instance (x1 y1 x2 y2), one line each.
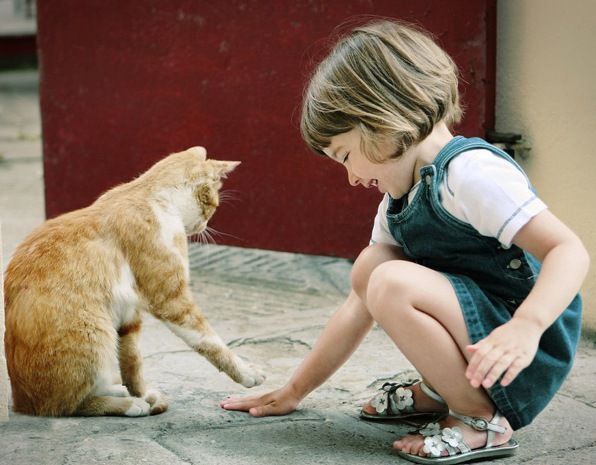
37 1 496 258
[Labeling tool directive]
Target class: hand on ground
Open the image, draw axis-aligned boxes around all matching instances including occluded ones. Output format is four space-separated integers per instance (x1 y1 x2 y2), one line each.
220 385 301 417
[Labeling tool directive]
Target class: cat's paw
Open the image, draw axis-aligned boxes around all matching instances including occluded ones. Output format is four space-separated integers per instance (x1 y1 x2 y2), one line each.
144 389 169 415
236 358 266 388
124 397 151 417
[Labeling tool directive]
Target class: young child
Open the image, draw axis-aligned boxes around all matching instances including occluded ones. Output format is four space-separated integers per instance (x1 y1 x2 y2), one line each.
220 19 588 464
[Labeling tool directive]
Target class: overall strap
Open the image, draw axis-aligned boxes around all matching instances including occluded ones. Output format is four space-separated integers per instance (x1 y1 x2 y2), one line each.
432 136 530 184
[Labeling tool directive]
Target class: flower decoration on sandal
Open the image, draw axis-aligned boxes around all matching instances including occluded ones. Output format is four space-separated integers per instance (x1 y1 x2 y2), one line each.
397 410 519 464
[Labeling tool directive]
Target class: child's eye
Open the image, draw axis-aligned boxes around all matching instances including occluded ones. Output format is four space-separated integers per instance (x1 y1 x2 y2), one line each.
342 153 350 163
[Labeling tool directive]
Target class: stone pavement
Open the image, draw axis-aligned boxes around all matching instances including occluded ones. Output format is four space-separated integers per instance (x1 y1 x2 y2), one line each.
0 69 595 465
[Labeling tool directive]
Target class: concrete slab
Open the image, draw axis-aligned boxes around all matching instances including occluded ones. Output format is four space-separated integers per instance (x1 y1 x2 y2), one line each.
0 69 595 465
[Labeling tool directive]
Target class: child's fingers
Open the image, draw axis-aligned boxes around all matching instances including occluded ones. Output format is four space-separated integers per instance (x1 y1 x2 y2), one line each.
219 394 263 407
220 394 270 411
481 353 516 388
500 358 526 387
220 400 254 411
465 341 493 379
249 403 286 417
465 344 478 353
466 344 506 388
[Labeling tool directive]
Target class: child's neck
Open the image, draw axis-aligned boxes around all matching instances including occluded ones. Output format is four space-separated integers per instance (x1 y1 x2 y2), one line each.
412 122 454 183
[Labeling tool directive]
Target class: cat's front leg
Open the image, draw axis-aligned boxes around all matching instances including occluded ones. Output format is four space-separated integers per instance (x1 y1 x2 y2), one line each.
162 309 265 387
118 320 169 414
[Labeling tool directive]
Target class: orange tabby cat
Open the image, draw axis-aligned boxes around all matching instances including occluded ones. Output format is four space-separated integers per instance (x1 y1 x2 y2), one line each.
3 146 265 417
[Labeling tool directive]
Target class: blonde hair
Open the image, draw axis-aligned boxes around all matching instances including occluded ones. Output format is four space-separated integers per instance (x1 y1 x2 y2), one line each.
300 19 462 162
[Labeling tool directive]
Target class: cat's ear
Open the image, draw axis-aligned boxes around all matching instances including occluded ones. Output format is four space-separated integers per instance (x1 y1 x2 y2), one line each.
210 160 241 179
185 146 207 161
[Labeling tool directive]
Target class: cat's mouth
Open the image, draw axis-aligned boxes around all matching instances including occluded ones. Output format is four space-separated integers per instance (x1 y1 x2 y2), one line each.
189 220 207 236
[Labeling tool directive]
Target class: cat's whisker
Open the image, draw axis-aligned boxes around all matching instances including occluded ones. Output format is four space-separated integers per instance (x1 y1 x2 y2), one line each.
195 228 216 245
218 190 240 204
204 229 217 245
205 226 243 242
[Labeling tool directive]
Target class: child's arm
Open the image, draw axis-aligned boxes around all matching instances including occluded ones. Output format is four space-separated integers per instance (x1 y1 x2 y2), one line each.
465 209 590 389
220 290 374 416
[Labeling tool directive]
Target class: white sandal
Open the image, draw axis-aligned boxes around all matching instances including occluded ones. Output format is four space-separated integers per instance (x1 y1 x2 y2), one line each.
360 378 447 421
396 410 519 464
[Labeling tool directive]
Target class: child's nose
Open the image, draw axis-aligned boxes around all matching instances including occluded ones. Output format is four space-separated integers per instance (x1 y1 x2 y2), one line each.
347 171 360 186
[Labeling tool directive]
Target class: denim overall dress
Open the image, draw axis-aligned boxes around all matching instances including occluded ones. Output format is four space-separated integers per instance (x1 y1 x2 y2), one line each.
386 136 582 430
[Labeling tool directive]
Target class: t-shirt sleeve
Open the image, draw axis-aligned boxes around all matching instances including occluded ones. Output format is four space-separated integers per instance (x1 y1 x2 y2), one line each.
443 150 547 247
370 194 400 246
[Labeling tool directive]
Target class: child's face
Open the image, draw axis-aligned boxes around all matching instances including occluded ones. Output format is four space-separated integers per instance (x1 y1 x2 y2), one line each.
323 128 419 199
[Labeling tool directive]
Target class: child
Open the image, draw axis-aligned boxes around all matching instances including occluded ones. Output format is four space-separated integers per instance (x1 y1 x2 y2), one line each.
220 19 588 464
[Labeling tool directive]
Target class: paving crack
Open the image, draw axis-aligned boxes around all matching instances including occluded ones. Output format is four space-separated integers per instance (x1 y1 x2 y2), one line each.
178 415 325 432
515 441 596 463
151 435 194 465
557 391 596 409
227 336 312 349
225 324 325 344
143 349 193 360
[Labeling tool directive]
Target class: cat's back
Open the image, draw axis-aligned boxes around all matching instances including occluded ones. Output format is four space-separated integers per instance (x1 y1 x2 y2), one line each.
4 204 132 326
7 207 110 284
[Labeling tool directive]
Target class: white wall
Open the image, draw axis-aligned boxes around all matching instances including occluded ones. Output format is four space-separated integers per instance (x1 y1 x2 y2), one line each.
496 0 596 332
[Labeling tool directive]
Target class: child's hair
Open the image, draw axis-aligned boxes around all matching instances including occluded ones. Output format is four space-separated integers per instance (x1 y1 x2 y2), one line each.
300 19 462 162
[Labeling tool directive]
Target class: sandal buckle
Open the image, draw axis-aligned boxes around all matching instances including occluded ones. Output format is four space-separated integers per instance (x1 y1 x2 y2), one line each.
470 418 489 431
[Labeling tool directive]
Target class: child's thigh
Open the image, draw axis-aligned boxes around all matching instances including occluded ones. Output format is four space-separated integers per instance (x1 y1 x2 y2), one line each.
368 261 471 356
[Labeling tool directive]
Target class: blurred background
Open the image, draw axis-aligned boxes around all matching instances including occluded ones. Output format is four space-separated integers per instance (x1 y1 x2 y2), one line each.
1 0 594 333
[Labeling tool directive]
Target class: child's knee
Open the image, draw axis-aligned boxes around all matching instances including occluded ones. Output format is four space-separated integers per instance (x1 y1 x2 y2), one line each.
366 261 413 317
351 243 405 303
351 244 391 299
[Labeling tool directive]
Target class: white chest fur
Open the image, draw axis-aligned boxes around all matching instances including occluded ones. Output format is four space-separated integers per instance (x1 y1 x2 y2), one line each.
151 197 190 279
110 263 139 329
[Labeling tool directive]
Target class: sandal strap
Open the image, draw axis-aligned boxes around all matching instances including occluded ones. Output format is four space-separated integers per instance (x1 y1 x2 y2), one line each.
382 378 418 390
419 382 446 405
419 411 509 458
450 410 507 448
371 379 419 415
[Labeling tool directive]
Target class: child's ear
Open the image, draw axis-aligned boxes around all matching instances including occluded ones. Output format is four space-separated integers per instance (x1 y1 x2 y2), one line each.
211 160 241 178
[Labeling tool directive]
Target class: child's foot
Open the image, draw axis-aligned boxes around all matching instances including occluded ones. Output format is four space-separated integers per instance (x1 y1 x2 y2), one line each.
394 411 517 463
360 379 448 421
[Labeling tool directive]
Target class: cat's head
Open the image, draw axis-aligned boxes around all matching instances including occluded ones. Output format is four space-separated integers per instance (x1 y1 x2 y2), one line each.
144 146 240 235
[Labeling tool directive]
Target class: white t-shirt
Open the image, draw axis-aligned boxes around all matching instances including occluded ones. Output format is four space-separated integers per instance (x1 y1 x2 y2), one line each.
370 149 547 248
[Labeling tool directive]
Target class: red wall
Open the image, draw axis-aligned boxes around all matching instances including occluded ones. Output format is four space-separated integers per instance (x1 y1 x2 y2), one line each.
37 1 496 259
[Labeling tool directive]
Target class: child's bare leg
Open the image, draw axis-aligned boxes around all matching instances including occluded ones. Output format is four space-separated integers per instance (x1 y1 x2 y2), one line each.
365 260 512 456
352 245 448 415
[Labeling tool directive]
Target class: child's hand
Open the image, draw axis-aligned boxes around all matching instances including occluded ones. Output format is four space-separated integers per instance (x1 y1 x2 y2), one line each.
465 318 542 389
219 385 302 417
